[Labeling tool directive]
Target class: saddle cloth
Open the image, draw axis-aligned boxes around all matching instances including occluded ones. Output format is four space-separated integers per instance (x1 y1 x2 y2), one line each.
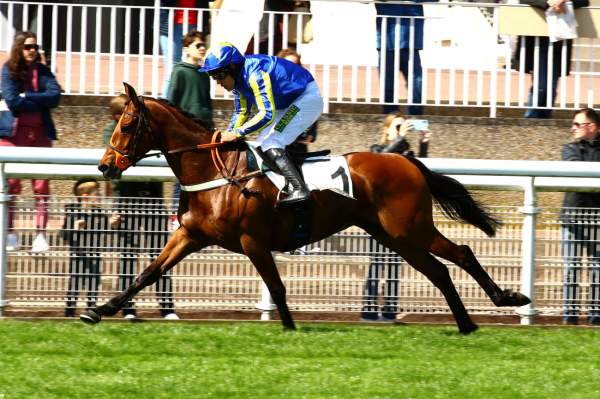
179 141 354 199
247 141 354 199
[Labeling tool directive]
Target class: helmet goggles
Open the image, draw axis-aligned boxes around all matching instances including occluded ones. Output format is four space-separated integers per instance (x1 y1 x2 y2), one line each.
208 69 228 81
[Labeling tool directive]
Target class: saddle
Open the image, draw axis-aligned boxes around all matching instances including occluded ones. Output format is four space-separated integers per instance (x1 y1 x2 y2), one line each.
245 141 354 203
246 145 331 173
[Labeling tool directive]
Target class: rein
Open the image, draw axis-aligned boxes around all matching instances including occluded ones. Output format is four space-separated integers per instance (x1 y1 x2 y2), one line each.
171 131 261 196
167 141 227 154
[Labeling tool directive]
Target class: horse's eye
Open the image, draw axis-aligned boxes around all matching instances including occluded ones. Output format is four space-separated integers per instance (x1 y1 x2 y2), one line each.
120 122 135 133
120 114 137 133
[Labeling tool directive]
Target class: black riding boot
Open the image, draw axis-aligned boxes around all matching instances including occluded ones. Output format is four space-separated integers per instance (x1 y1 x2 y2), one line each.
264 148 310 205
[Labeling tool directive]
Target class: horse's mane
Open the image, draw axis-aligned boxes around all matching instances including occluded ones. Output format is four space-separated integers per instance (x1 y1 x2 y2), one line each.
151 98 213 132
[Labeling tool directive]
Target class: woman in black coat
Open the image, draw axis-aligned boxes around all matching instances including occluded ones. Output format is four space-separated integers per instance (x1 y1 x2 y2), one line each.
362 113 431 321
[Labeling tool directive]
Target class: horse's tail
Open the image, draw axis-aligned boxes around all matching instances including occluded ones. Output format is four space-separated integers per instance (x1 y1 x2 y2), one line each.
405 156 501 237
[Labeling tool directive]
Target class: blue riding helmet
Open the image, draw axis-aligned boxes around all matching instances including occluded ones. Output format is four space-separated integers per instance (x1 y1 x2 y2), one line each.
201 42 245 73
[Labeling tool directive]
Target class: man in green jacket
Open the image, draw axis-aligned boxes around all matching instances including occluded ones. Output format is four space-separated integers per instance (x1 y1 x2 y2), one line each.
166 30 213 221
167 30 213 125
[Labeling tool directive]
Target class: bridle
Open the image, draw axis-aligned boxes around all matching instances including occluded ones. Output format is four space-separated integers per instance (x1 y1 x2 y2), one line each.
109 95 162 170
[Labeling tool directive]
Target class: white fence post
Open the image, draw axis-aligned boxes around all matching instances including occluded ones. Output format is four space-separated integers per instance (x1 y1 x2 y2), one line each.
517 177 539 324
0 163 10 315
489 6 499 118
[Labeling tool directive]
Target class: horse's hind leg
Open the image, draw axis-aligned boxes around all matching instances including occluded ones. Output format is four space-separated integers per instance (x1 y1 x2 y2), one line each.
429 230 531 307
80 228 204 324
370 232 478 334
400 246 478 334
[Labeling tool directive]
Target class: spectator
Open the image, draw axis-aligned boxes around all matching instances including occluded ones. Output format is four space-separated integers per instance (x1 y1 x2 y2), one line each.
375 0 437 116
160 0 212 96
0 5 53 67
276 48 300 64
0 31 60 252
370 113 430 157
63 179 118 318
287 1 313 49
167 30 212 124
276 48 317 153
247 0 294 55
516 0 589 119
102 94 180 320
559 108 600 325
167 30 213 227
362 113 431 321
361 238 402 322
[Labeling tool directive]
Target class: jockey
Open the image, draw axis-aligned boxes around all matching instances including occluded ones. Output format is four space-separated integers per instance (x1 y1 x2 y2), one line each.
201 42 323 205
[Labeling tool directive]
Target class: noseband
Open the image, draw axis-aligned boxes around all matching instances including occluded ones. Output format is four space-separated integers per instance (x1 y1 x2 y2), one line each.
109 96 161 169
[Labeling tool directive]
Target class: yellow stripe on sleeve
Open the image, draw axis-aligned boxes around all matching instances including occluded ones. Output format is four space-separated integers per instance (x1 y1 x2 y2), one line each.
230 91 249 130
238 71 276 134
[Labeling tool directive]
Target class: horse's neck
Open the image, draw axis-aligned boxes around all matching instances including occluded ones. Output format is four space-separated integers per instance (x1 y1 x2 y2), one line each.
161 120 210 150
147 101 207 153
150 102 241 184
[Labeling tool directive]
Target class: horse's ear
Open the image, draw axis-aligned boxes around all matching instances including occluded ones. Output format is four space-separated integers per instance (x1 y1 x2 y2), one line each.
123 82 141 109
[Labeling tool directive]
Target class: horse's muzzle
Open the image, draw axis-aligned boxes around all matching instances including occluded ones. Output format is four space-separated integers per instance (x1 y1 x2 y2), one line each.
98 163 122 179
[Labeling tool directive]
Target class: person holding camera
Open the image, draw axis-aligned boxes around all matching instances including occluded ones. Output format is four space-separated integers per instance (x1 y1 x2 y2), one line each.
370 113 430 157
362 113 431 321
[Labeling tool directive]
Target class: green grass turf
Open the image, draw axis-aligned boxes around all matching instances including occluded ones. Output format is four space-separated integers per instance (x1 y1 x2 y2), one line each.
0 320 598 399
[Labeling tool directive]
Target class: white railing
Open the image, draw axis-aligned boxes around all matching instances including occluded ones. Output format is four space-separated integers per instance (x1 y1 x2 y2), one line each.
0 1 598 116
1 147 600 324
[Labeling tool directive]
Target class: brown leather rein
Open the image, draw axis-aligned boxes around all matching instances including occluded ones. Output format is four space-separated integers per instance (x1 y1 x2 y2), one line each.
168 131 262 195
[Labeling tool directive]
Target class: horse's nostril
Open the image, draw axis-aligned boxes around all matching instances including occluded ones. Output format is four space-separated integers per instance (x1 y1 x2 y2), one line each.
98 164 109 173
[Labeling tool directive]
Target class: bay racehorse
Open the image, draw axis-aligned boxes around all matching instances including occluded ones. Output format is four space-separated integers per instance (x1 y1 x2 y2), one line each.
82 83 530 334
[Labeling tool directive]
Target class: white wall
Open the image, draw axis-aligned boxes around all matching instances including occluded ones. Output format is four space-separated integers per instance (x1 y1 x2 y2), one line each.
300 1 379 66
209 0 265 50
422 4 508 70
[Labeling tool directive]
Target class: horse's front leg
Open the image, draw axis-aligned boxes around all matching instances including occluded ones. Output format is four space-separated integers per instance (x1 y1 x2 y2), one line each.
80 228 205 324
242 237 295 330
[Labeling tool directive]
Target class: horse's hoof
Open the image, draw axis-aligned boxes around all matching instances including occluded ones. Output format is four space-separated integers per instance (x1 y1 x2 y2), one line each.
459 323 479 335
80 309 101 324
282 322 296 331
497 289 531 307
